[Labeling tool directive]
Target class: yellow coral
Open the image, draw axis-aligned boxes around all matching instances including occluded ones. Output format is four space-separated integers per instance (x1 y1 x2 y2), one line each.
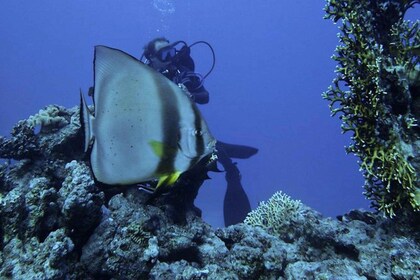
324 0 419 216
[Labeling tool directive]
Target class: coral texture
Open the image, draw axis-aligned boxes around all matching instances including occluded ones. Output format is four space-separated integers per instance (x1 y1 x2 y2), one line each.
244 191 307 241
0 106 419 279
323 0 420 216
27 105 68 132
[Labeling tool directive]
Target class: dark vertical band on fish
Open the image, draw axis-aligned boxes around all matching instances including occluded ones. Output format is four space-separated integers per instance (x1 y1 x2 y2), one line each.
189 101 204 168
153 75 180 175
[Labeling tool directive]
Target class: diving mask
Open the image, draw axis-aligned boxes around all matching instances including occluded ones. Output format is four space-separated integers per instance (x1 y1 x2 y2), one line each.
156 46 176 62
155 41 187 62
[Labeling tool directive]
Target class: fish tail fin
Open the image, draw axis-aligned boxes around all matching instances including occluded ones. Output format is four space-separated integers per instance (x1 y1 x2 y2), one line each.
156 171 182 189
80 89 94 153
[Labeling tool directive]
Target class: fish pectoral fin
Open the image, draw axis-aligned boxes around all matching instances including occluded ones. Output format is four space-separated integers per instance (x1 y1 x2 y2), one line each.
149 140 177 158
156 171 182 189
149 140 164 157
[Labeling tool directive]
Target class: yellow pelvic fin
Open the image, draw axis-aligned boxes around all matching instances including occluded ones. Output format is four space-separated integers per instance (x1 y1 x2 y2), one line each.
156 171 182 189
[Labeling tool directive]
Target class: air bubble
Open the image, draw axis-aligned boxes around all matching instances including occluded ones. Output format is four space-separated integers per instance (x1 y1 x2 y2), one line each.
152 0 175 15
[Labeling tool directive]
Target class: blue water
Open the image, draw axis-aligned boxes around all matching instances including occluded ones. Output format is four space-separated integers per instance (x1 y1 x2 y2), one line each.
1 1 418 227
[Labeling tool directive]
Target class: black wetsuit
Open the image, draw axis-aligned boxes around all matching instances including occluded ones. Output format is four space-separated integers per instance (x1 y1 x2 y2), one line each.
150 45 209 104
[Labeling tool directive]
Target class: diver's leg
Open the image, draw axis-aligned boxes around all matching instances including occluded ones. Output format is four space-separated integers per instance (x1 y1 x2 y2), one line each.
217 143 251 226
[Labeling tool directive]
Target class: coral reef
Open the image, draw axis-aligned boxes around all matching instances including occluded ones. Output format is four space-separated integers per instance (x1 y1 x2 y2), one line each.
244 191 307 241
323 0 420 216
0 105 81 161
27 105 69 132
0 105 419 279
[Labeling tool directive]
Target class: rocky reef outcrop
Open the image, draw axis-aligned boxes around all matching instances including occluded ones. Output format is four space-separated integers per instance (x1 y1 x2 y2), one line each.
0 105 419 279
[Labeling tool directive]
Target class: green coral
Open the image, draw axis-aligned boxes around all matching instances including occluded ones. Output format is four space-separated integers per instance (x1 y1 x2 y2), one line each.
323 0 420 216
244 191 304 237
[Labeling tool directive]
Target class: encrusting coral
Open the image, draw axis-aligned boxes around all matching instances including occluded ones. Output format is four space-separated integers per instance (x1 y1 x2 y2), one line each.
323 0 420 217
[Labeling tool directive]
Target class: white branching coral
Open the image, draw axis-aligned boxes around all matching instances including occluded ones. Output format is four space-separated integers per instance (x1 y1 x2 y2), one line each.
244 191 304 236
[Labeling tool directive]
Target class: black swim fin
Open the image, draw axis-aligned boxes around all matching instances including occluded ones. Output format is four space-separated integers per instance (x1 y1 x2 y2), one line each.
217 143 253 226
217 141 258 159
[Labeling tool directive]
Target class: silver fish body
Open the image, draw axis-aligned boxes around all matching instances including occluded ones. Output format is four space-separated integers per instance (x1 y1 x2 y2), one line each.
81 45 216 187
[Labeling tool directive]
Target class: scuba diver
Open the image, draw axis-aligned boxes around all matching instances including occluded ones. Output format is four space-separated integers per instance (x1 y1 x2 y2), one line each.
141 37 210 104
140 37 258 226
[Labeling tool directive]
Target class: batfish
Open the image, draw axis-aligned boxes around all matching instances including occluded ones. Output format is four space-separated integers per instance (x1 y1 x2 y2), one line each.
81 45 217 189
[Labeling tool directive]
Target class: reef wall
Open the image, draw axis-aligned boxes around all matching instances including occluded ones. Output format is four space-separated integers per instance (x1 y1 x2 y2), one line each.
0 105 419 279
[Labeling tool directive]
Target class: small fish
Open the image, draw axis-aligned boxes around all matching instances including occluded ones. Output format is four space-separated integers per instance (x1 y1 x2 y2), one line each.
81 46 217 189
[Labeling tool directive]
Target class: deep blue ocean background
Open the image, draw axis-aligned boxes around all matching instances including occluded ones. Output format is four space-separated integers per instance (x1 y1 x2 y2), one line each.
1 1 418 227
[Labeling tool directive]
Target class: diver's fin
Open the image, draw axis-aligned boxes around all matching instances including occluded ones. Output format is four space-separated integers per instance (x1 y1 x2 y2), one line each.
217 141 258 159
223 161 252 226
217 145 252 226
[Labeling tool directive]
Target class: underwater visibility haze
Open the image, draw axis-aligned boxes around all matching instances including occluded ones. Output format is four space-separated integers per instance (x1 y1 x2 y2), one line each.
0 0 389 227
1 0 420 278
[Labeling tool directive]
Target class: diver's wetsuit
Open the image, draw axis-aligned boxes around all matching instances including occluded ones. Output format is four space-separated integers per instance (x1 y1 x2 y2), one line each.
149 45 209 104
